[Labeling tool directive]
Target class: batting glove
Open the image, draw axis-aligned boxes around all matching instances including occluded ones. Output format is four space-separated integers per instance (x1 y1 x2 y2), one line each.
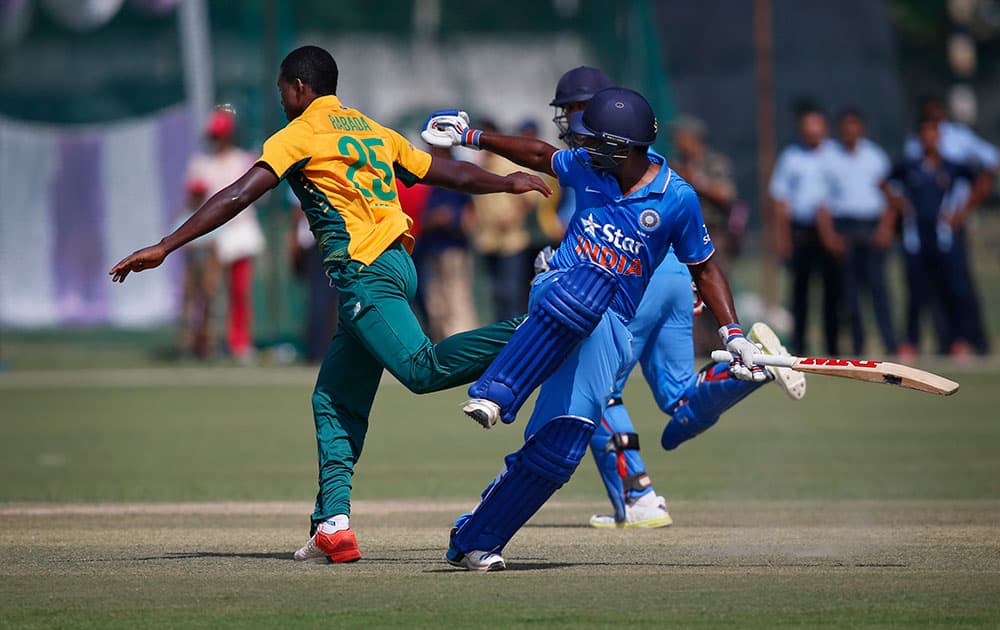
533 246 555 275
719 324 768 382
420 110 482 150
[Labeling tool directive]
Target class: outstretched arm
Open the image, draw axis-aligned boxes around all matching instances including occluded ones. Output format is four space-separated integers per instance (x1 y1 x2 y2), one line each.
420 156 552 197
110 165 278 283
475 134 559 177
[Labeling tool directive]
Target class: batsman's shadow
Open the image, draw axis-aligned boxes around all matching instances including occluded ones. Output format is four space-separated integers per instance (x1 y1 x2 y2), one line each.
423 560 577 573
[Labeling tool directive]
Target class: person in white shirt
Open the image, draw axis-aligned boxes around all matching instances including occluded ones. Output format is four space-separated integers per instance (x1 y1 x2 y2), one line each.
770 104 839 356
186 109 266 362
816 108 897 356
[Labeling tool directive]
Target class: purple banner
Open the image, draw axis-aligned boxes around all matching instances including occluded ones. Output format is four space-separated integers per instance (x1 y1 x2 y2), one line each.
52 134 109 324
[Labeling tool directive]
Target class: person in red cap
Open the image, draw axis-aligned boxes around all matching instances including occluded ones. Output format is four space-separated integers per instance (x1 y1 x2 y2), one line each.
186 108 265 362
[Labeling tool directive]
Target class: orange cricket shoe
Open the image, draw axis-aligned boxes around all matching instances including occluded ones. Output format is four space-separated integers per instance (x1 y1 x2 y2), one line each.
294 528 362 564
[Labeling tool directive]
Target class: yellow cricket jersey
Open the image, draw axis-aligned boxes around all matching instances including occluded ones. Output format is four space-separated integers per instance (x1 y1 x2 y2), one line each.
258 95 432 267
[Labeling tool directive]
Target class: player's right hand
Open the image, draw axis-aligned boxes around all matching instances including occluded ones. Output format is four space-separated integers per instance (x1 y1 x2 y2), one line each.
719 324 768 382
421 109 473 148
109 243 168 283
504 171 552 197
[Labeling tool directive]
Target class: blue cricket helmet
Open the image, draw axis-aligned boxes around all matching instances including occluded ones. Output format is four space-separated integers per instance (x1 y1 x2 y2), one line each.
568 87 657 169
569 87 657 146
549 66 614 106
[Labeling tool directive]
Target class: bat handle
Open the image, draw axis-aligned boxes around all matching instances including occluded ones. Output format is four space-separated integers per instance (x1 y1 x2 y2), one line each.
711 349 796 368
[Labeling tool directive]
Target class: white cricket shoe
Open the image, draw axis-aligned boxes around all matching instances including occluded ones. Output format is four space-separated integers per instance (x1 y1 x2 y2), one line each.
749 322 806 401
590 493 673 529
462 398 501 429
293 536 331 563
447 549 507 572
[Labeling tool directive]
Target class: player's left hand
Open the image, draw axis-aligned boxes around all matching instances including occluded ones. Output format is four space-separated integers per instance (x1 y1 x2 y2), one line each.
421 110 477 149
719 324 768 382
109 243 168 283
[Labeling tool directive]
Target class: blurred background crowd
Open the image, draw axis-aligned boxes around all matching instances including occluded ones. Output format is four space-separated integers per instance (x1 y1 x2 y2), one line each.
1 0 999 366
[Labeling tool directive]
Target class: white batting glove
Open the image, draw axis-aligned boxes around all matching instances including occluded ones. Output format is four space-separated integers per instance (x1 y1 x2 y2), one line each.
420 110 481 149
719 324 768 382
533 246 555 275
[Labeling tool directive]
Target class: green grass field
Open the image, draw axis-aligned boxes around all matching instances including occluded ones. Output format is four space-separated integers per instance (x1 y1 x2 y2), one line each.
1 359 999 628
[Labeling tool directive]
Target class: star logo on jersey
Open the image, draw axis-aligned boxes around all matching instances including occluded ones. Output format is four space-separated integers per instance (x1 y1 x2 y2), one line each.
582 213 600 237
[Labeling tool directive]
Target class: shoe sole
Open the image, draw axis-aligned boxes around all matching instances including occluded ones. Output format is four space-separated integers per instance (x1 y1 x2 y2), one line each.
589 515 674 529
749 323 806 401
462 400 497 429
299 555 332 564
447 555 506 571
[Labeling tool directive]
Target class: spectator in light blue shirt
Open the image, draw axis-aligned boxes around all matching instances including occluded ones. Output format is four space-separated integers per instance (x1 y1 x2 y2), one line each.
769 103 839 356
816 108 897 356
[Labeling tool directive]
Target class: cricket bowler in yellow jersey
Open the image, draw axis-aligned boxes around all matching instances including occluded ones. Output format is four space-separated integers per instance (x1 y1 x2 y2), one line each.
110 45 551 564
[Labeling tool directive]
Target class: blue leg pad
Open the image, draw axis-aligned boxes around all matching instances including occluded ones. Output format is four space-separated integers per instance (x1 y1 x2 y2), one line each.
469 263 618 423
661 362 766 450
450 415 596 554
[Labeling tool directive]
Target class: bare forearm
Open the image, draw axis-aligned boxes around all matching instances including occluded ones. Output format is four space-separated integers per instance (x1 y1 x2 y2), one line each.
442 161 517 194
421 157 551 197
689 258 739 327
162 185 249 253
966 172 992 211
477 134 557 176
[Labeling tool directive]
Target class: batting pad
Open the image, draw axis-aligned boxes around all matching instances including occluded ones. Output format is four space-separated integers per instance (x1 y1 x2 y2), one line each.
451 415 595 553
661 362 765 450
469 263 618 424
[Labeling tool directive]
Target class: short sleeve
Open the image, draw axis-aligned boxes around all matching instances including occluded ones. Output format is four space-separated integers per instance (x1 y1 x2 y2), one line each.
768 149 792 201
550 149 584 187
670 185 715 265
967 132 999 170
258 121 313 180
386 128 432 186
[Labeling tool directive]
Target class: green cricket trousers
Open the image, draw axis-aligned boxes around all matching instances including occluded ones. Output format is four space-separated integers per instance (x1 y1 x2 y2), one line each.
311 242 522 523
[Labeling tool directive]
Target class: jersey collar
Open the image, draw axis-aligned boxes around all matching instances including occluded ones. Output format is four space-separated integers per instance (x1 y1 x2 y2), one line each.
303 94 344 115
624 149 671 200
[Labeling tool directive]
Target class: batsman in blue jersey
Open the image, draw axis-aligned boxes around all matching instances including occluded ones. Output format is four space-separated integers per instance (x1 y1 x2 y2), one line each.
543 68 807 529
423 87 780 571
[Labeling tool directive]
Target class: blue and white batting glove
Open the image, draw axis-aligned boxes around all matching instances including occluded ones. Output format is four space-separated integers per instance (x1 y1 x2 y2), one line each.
719 324 767 382
420 110 482 150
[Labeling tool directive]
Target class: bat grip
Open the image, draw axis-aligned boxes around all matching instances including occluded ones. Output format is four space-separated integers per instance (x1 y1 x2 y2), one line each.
711 350 796 368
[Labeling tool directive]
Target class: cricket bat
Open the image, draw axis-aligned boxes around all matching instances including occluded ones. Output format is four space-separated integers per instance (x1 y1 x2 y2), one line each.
710 351 960 396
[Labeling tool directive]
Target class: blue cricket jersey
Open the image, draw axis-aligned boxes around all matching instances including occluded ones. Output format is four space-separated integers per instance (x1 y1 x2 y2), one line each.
547 148 714 321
